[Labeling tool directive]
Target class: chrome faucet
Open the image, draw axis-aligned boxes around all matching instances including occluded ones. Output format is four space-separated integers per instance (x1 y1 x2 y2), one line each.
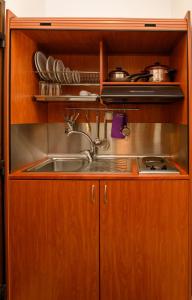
67 130 96 162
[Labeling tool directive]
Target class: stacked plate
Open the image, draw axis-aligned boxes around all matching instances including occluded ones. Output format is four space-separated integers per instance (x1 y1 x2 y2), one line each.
34 51 49 81
34 51 81 84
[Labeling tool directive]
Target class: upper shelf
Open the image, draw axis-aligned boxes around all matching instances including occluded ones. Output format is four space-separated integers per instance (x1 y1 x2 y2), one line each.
102 82 181 86
17 29 187 55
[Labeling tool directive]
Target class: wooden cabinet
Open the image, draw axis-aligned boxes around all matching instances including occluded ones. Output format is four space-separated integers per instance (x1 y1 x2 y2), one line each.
6 15 189 125
100 180 189 300
4 12 192 300
8 179 189 300
9 180 99 300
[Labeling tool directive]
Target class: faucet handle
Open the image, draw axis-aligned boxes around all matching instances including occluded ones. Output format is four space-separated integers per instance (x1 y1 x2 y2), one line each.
64 120 73 133
81 150 93 162
94 137 102 146
64 113 80 134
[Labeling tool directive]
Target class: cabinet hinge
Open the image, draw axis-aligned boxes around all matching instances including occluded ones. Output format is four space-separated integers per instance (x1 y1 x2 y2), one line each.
144 23 156 27
0 160 4 176
0 33 5 48
0 39 5 48
40 22 52 26
0 284 6 300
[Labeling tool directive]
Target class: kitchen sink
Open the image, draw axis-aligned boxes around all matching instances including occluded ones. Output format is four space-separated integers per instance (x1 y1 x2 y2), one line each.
25 156 132 173
84 157 132 173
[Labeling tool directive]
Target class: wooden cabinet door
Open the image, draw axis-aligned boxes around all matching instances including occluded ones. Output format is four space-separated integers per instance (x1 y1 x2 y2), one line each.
9 180 99 300
0 179 3 286
100 180 189 300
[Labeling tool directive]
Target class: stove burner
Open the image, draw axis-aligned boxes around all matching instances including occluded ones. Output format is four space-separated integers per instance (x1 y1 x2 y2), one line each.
138 156 179 174
147 164 167 170
143 156 167 170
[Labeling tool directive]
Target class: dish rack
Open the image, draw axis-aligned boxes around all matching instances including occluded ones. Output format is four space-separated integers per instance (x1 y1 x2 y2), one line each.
34 71 100 102
38 71 100 98
34 51 100 85
36 71 100 85
34 51 100 102
78 71 100 85
36 71 100 102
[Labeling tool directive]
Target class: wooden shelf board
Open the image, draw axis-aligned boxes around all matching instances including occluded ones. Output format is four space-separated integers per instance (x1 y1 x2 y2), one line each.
34 95 99 102
102 82 180 86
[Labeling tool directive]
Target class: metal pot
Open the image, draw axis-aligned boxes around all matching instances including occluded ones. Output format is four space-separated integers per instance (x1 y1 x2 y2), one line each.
144 62 176 82
108 67 129 82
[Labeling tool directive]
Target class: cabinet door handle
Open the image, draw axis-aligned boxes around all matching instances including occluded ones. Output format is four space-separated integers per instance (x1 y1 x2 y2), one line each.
104 184 108 205
91 184 96 203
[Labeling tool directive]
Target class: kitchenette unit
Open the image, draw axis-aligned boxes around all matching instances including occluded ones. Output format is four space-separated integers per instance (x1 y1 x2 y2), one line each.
3 10 192 300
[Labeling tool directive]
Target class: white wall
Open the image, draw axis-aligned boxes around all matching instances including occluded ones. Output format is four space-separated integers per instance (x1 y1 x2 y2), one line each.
5 0 191 18
6 0 172 18
5 0 46 17
171 0 192 17
44 0 172 18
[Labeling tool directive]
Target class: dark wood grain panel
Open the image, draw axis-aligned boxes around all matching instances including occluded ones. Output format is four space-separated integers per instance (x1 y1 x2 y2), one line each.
47 102 184 123
9 180 99 300
0 180 3 285
170 32 188 124
185 12 192 296
10 30 48 124
9 29 186 55
5 10 16 300
186 12 192 177
100 180 189 300
100 40 108 93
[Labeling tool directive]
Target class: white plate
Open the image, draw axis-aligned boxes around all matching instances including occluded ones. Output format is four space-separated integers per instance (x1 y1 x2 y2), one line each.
56 60 65 83
69 69 73 84
52 59 59 82
35 51 49 81
34 52 47 80
72 70 76 83
46 56 55 82
62 67 67 84
75 70 80 84
34 53 42 78
65 67 72 84
34 52 42 78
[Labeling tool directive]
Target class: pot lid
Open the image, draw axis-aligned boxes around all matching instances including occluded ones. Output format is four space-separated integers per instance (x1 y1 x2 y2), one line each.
145 62 169 71
109 67 129 76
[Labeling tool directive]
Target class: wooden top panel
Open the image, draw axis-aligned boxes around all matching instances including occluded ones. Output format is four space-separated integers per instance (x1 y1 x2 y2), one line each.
14 29 186 55
10 16 187 31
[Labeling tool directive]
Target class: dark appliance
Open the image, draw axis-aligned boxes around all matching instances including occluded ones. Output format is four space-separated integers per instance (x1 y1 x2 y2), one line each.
101 85 184 104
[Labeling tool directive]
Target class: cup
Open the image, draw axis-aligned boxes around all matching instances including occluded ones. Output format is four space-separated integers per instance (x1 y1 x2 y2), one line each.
39 81 48 95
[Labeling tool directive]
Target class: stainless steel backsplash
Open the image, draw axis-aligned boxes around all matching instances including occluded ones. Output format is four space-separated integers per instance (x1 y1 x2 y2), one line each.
11 123 188 171
11 124 48 171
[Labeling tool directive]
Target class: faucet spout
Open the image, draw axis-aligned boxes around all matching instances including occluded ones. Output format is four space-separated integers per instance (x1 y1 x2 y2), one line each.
67 130 95 159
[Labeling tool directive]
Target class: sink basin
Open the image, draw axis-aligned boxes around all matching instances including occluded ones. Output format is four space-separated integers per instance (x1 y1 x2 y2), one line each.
25 157 89 172
25 156 132 173
84 157 132 173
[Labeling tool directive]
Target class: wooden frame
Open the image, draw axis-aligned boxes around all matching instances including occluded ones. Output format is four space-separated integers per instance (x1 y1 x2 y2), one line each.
3 10 192 300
